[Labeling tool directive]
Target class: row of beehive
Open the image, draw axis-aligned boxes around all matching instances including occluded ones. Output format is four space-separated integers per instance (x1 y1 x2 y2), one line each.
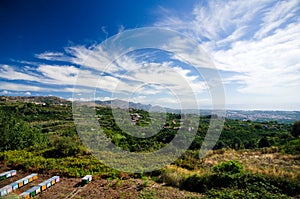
0 173 37 196
19 176 60 199
0 170 17 181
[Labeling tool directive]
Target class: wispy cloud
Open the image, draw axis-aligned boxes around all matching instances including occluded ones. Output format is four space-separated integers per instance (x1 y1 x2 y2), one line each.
254 0 299 39
1 0 299 110
155 0 300 108
0 65 40 81
1 44 208 108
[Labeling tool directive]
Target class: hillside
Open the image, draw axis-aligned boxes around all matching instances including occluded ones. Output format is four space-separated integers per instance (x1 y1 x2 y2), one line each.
0 96 299 198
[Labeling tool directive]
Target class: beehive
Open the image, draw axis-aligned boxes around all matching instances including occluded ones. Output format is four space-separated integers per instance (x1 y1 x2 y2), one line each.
81 175 92 185
0 173 38 197
6 186 12 194
19 192 30 199
0 188 7 196
24 179 29 185
0 170 17 181
12 183 19 190
54 176 60 182
20 176 60 199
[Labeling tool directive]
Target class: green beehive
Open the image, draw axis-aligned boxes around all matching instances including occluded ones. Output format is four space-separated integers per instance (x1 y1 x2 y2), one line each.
0 175 6 181
81 175 92 185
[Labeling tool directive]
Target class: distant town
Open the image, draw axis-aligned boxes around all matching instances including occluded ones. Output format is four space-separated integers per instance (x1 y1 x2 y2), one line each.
1 96 299 124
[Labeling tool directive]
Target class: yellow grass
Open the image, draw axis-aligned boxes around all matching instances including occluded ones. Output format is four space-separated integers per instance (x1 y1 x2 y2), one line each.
201 149 300 179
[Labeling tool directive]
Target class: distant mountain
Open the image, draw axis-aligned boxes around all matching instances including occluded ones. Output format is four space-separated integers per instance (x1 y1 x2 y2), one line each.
95 99 153 110
0 96 70 105
1 96 299 123
94 100 299 123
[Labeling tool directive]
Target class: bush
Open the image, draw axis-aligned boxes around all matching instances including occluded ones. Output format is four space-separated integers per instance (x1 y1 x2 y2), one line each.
157 169 186 187
212 160 243 175
206 188 289 199
258 137 270 148
180 174 211 192
291 121 300 137
0 111 47 151
45 136 86 157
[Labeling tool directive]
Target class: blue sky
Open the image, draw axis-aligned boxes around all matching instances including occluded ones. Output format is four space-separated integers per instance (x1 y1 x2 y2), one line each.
0 0 299 110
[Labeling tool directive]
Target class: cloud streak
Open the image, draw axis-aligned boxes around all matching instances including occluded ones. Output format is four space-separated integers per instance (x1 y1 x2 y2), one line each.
0 0 299 110
155 0 300 108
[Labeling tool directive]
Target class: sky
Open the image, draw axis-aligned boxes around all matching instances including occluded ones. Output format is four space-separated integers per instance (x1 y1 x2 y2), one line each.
0 0 299 110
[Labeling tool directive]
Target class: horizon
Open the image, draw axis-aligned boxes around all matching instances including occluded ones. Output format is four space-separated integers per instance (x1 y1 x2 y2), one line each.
1 95 300 112
0 1 299 111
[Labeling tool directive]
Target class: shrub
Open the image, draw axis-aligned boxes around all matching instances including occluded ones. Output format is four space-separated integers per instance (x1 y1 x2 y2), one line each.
157 169 187 187
206 188 290 199
291 121 300 137
45 136 86 157
180 174 211 192
258 137 270 148
212 160 243 175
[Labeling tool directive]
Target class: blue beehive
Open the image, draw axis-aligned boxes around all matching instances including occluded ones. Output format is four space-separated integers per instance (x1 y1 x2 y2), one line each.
0 188 7 196
24 179 29 185
12 183 19 190
46 179 52 188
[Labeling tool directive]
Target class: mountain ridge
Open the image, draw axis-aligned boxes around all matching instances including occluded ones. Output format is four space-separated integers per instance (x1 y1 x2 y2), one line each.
1 95 299 123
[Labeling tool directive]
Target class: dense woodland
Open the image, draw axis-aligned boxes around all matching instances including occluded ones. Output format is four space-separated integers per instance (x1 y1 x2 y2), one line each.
0 98 299 198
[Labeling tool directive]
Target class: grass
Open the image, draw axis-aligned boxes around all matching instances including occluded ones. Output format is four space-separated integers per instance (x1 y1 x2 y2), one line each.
151 149 300 198
1 147 299 198
0 149 120 178
201 148 300 180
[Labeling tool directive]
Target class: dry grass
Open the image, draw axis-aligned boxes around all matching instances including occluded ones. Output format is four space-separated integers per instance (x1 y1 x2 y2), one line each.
201 149 300 179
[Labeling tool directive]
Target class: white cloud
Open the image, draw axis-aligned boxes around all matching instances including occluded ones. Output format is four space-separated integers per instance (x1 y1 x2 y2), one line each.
213 22 300 94
0 82 43 91
0 90 10 95
36 52 71 62
0 65 40 81
37 64 79 84
68 96 116 102
1 1 298 110
155 0 300 108
118 25 125 33
156 0 274 42
254 0 299 39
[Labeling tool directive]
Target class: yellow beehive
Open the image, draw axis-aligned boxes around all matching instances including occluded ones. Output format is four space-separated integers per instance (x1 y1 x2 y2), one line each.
18 181 24 187
20 192 30 199
41 185 46 191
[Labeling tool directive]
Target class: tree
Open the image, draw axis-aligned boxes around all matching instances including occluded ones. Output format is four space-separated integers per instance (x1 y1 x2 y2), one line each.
0 110 46 151
258 136 270 148
244 139 257 149
48 136 83 157
214 141 226 150
213 160 243 175
291 121 300 138
232 137 244 150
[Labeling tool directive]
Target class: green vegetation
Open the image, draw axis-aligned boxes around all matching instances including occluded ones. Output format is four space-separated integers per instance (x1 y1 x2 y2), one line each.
291 120 300 137
0 110 46 151
155 159 299 198
0 98 299 198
